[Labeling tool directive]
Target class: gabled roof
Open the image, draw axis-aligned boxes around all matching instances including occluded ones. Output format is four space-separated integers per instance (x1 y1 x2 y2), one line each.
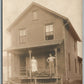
7 2 81 41
64 19 81 41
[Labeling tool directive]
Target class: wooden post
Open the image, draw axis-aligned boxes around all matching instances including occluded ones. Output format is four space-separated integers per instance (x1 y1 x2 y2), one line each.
54 48 59 84
26 56 28 77
54 48 58 76
35 79 37 84
7 52 9 84
28 50 32 78
61 77 63 84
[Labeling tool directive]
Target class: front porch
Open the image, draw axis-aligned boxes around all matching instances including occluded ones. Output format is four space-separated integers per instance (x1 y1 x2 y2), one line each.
9 76 62 84
7 43 64 84
13 45 58 77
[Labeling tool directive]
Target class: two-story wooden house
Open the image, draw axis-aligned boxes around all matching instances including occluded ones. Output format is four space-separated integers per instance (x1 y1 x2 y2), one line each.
6 2 82 84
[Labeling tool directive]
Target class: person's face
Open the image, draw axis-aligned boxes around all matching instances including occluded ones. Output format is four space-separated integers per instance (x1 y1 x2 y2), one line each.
49 54 52 57
32 57 35 59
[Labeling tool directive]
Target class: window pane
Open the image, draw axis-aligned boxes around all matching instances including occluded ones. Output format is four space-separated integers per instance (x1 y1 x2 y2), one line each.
33 11 37 20
45 24 54 40
50 25 53 32
20 36 26 43
68 53 70 71
20 30 23 36
20 29 26 36
46 35 53 40
19 29 26 43
46 32 50 36
75 59 77 73
46 25 50 32
23 30 26 36
50 31 53 35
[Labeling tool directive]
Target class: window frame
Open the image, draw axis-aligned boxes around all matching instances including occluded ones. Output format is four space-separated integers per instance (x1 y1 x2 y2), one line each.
32 10 38 20
74 41 77 51
68 53 71 71
45 23 54 40
79 62 82 74
75 59 77 73
19 28 26 44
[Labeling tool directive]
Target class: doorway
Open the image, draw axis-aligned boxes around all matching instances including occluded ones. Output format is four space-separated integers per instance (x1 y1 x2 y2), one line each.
20 55 26 76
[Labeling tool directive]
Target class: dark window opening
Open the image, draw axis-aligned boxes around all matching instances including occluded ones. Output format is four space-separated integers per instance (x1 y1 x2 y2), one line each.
20 56 26 75
68 53 71 71
79 62 82 74
75 59 77 73
79 62 81 74
74 41 76 51
63 19 67 24
65 24 69 30
63 19 69 30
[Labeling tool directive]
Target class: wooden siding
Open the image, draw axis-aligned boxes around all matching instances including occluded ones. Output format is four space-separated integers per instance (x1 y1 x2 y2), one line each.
10 5 64 49
64 26 82 81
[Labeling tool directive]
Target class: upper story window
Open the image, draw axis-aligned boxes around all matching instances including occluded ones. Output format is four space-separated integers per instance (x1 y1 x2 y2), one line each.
75 59 77 73
19 29 26 43
32 11 38 20
79 62 82 74
74 40 76 51
68 53 71 71
45 24 54 40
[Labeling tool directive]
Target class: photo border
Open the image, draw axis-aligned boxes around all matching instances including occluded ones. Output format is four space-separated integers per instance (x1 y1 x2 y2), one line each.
1 0 2 84
82 0 84 84
0 0 84 84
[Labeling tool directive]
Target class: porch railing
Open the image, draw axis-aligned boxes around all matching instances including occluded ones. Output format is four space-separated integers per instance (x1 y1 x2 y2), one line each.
18 67 56 78
19 67 28 77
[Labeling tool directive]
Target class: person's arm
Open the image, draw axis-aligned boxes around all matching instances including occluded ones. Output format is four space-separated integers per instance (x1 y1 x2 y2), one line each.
53 56 56 59
47 58 49 63
36 60 38 71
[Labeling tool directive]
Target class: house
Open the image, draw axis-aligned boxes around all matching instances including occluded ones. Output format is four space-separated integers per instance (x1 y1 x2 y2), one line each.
6 2 82 84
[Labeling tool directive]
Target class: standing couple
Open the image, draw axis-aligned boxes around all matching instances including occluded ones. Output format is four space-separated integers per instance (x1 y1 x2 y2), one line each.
31 54 56 76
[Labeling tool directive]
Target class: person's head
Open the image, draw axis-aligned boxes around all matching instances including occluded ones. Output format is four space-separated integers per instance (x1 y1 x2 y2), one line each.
32 56 35 59
49 53 52 57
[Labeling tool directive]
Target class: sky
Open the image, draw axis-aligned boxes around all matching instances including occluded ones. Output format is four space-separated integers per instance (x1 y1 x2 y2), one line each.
3 0 82 57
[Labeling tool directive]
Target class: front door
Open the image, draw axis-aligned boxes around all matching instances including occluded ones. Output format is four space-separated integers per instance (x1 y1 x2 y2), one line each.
20 55 26 76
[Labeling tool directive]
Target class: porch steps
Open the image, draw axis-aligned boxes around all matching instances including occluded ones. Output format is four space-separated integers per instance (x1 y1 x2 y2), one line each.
9 78 21 84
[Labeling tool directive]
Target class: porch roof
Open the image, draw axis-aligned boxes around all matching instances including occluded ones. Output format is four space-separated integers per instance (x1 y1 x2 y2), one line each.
5 39 63 51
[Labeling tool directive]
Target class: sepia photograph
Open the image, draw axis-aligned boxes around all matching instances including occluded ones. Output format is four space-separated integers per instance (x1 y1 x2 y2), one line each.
3 0 83 84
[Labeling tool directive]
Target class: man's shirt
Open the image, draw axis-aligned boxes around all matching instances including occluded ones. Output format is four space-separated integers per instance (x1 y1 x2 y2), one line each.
47 56 55 62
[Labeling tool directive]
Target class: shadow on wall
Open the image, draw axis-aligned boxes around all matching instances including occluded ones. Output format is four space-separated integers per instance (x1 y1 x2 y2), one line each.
69 80 82 84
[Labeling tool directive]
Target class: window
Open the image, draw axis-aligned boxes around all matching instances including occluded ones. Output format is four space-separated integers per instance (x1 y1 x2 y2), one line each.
68 53 71 71
45 24 54 40
75 59 77 73
74 41 76 51
79 62 82 74
19 29 26 43
79 62 81 74
32 11 38 20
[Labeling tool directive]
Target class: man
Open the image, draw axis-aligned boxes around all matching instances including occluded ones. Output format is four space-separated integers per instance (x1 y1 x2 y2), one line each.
31 56 38 73
47 54 55 76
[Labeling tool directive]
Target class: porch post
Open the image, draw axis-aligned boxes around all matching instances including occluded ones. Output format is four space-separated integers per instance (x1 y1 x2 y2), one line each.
35 79 37 84
28 50 32 78
7 51 9 84
54 48 59 84
54 48 58 76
